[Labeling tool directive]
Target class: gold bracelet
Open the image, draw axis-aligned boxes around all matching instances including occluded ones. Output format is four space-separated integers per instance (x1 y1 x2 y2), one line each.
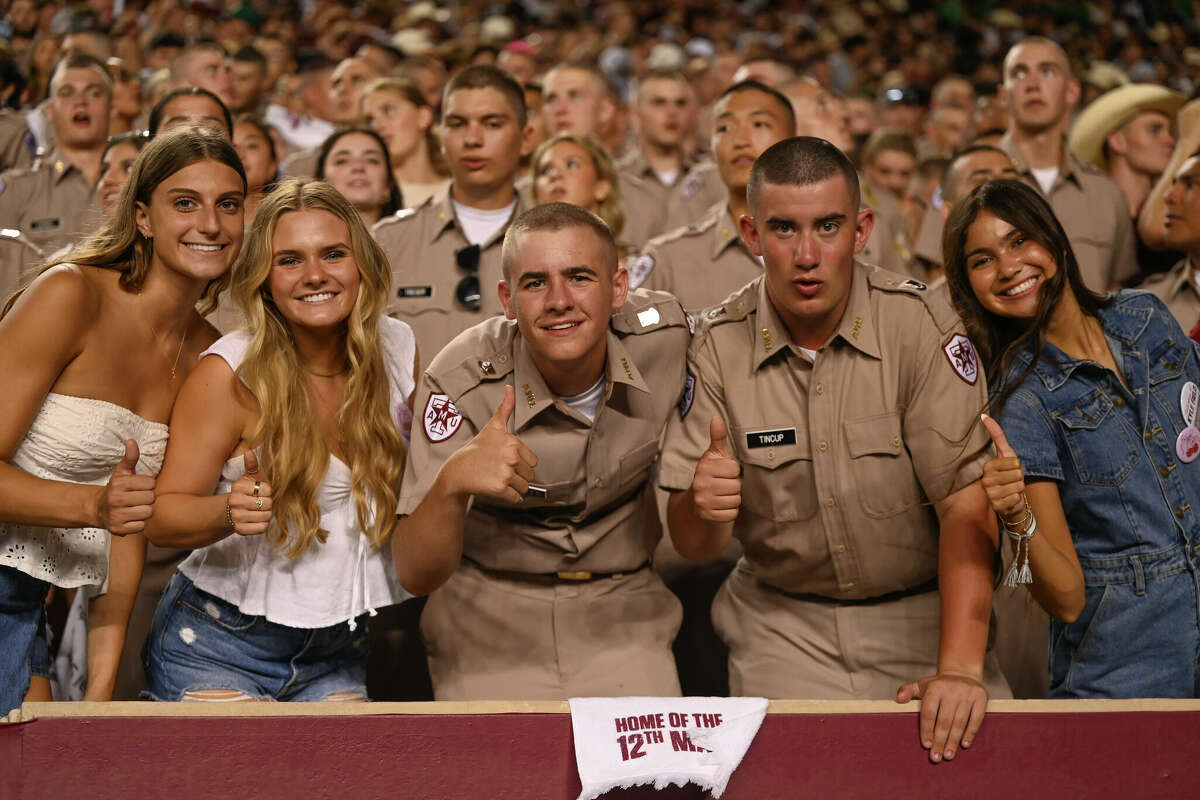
1001 492 1032 532
225 500 235 532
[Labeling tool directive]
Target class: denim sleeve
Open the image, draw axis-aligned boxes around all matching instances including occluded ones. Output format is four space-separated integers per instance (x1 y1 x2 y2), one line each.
996 386 1065 482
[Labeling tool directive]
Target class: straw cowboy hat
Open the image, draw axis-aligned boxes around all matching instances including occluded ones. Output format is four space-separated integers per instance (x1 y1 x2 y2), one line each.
1069 83 1186 171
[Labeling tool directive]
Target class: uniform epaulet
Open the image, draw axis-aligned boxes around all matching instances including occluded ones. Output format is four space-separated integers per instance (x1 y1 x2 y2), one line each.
372 195 432 232
427 316 517 400
867 266 959 334
691 279 756 343
610 288 689 335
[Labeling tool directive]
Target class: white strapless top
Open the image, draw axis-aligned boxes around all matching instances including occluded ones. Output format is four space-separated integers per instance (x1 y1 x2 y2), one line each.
0 394 168 588
179 317 416 629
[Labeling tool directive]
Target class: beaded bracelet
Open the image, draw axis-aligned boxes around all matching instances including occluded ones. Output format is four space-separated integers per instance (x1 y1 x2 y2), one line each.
225 500 235 532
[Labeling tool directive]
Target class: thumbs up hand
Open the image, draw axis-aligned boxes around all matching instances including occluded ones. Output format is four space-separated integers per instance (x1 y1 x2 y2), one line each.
980 414 1027 520
228 449 272 536
691 417 742 522
444 385 539 504
97 439 157 535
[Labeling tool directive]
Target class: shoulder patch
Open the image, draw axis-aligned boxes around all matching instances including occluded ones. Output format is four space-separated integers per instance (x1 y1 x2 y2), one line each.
679 372 695 418
942 333 979 385
0 177 5 195
682 170 704 199
629 253 655 288
423 393 463 442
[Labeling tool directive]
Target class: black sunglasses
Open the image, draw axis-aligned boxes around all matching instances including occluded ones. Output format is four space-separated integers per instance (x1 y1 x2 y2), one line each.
455 244 481 310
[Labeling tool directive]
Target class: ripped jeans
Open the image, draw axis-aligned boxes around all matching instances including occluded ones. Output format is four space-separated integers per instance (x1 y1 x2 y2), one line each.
142 572 368 701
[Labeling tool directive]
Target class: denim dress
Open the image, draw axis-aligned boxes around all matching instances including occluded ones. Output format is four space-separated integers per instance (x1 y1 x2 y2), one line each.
996 291 1200 698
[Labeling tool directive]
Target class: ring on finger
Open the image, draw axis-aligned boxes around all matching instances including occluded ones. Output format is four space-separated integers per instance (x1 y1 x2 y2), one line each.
255 497 264 510
253 481 261 497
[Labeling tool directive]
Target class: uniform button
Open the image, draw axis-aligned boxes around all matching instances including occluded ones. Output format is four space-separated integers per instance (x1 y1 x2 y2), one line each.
815 384 824 395
1113 396 1125 406
498 354 508 363
835 544 847 553
891 436 902 448
1161 464 1177 478
842 581 856 590
767 449 775 460
824 497 836 508
817 441 828 453
593 478 604 488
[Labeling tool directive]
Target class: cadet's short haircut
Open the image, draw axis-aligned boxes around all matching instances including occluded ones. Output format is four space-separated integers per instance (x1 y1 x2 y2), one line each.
170 41 227 82
748 136 860 212
941 144 1014 204
545 60 616 100
634 68 692 104
501 202 618 279
232 45 267 70
861 128 917 165
148 86 233 136
49 52 113 96
715 80 796 136
443 64 527 127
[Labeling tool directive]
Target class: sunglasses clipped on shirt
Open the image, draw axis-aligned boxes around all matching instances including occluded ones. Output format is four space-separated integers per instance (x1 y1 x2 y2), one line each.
455 244 482 310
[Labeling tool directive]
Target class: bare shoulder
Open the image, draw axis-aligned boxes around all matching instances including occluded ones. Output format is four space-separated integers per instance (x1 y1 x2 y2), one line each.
4 263 101 329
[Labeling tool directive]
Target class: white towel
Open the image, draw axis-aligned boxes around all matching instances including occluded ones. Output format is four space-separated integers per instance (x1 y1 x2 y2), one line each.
569 696 768 799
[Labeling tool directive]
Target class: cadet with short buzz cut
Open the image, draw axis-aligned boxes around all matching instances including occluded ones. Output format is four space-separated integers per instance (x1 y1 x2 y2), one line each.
392 202 692 700
374 64 533 362
0 53 111 277
659 137 1011 763
633 80 796 311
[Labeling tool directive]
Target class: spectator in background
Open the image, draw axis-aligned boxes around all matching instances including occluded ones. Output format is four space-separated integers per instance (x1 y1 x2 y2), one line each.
315 127 402 228
170 42 235 111
1068 84 1185 275
998 36 1137 292
147 87 232 137
1142 151 1200 331
361 77 449 210
532 133 626 253
228 46 269 114
105 57 141 136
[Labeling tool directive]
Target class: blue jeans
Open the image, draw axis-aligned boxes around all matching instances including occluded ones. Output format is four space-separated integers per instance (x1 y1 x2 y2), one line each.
0 565 50 712
142 572 368 701
1048 544 1200 698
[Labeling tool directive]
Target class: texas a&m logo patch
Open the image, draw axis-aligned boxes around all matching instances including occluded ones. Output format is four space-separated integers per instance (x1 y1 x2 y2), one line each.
423 393 463 441
943 333 978 385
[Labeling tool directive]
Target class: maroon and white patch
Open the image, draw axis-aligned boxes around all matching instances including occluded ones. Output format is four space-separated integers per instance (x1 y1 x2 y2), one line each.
943 334 979 385
423 393 463 442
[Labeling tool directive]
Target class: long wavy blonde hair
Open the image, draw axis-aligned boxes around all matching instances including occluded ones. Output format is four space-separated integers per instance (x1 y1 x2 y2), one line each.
2 127 245 317
231 178 405 556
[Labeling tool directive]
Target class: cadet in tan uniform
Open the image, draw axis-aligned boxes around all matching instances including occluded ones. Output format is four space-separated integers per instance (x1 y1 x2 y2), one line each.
0 228 46 300
0 54 110 263
374 65 532 361
615 70 725 248
393 203 690 700
633 80 796 310
999 37 1137 292
1147 150 1200 329
660 137 1009 763
0 108 41 172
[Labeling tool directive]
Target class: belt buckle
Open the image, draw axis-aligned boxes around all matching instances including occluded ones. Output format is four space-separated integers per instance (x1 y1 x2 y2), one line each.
555 570 593 581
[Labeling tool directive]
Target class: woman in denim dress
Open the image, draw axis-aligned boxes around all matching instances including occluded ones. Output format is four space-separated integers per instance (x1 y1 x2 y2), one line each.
943 179 1200 698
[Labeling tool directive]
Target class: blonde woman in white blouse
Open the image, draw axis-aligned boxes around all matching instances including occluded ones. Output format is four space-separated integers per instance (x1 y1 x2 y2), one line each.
0 128 246 710
142 179 416 702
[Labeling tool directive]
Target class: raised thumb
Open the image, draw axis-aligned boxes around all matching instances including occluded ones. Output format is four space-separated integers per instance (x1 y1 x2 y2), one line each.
490 385 515 429
243 450 260 475
981 414 1015 458
708 416 733 458
114 439 139 475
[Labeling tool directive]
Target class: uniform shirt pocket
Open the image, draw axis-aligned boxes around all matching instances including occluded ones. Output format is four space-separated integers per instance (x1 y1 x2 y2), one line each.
734 426 818 521
618 439 659 487
844 411 922 519
1051 391 1139 486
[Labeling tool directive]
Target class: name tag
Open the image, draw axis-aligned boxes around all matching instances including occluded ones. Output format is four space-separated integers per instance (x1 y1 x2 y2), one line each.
30 218 61 231
397 285 433 298
745 428 797 449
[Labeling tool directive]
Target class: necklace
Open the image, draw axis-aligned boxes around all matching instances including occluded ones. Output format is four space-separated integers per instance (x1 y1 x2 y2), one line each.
301 362 349 378
168 329 188 382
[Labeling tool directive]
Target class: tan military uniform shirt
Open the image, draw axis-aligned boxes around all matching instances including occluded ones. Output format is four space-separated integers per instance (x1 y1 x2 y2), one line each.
0 109 37 173
1142 257 1200 332
632 202 762 312
281 145 319 180
616 153 725 249
913 204 944 267
859 176 919 278
0 151 100 262
0 228 47 302
399 289 692 575
373 185 527 361
659 263 991 599
999 132 1137 292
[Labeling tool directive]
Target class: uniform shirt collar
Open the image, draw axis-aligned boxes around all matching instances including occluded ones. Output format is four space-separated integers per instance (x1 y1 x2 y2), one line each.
619 148 697 180
45 149 83 186
831 262 882 359
710 204 755 260
429 184 524 247
998 130 1082 188
510 328 648 430
1163 257 1198 300
749 267 879 369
